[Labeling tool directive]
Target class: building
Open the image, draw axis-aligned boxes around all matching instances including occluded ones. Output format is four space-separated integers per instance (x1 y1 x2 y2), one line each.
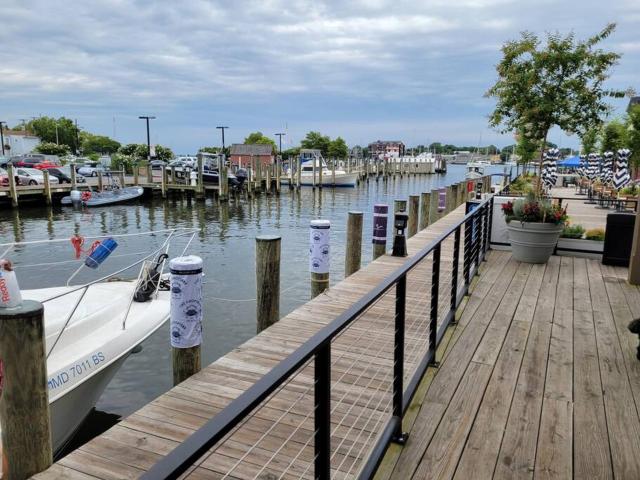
1 130 40 156
229 144 274 168
368 140 405 159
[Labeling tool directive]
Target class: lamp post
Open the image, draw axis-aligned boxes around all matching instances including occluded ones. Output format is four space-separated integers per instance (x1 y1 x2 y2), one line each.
216 126 228 152
139 116 156 161
0 121 6 156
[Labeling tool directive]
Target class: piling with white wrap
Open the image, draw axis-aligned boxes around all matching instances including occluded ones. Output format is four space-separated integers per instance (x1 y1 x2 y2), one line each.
170 255 203 385
310 220 330 298
372 204 388 260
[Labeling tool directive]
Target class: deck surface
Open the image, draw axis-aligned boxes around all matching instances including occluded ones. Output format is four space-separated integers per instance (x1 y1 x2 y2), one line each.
35 201 472 479
376 251 640 480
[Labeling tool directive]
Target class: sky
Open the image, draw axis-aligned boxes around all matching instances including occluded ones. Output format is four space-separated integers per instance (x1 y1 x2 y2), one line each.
1 0 639 154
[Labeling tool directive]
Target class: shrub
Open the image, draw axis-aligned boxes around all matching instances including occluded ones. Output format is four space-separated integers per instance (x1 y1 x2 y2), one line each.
585 228 605 241
561 224 585 239
621 184 639 196
502 193 568 225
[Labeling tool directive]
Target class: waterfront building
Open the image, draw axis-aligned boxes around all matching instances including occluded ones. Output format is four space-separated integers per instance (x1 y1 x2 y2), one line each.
2 129 40 156
368 140 405 159
229 143 274 168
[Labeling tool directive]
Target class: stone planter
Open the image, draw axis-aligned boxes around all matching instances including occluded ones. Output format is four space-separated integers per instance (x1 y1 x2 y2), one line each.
507 221 564 263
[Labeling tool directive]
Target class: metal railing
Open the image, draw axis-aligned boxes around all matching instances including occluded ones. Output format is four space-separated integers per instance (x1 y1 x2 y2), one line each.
142 195 495 480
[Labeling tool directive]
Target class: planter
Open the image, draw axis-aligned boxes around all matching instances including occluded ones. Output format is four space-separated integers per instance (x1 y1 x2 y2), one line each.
507 221 564 263
557 237 604 255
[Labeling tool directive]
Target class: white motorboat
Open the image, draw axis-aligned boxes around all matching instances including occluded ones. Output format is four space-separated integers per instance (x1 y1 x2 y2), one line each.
465 161 487 179
0 228 195 455
281 150 358 187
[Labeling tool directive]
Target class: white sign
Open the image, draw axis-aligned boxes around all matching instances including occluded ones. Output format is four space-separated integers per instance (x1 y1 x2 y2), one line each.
170 256 203 348
309 220 330 274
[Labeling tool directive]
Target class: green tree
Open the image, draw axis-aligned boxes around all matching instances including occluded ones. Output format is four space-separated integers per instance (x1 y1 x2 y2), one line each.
243 132 277 153
627 105 640 173
119 143 139 156
282 147 300 161
600 119 628 153
82 133 120 155
301 131 331 157
27 117 79 152
154 145 174 161
515 130 539 165
328 137 348 158
34 142 71 156
486 23 626 190
581 128 599 154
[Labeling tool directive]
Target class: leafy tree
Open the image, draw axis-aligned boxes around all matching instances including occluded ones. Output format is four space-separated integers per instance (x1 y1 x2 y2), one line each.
82 133 120 155
154 145 174 161
301 131 331 157
243 132 277 153
282 147 300 161
627 105 640 172
581 128 599 154
515 130 539 165
486 23 627 190
119 143 173 161
34 142 70 156
328 137 348 158
27 117 79 152
119 143 139 156
600 119 628 153
200 146 221 154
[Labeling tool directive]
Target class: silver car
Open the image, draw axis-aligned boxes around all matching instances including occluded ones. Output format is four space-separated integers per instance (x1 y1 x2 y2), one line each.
77 164 109 177
15 168 60 186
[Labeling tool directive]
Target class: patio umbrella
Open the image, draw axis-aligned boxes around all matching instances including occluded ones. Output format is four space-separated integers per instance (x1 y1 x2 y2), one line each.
587 153 600 181
602 151 614 184
578 154 587 177
541 148 558 189
613 148 632 190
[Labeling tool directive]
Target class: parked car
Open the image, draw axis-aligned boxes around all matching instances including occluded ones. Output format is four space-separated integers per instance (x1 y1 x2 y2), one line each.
34 161 63 170
150 160 166 170
47 167 84 184
11 156 43 168
0 167 9 187
15 168 60 186
0 156 8 168
59 166 86 183
77 164 110 177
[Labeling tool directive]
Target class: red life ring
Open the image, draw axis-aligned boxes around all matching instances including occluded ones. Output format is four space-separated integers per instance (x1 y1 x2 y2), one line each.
81 191 92 202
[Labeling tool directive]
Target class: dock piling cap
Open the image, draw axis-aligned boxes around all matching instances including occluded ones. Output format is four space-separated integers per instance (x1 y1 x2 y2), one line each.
170 255 203 273
310 219 330 229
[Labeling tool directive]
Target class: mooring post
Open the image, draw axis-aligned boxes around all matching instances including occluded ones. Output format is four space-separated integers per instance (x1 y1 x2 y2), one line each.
219 159 229 202
170 166 176 186
70 163 77 189
119 169 126 188
133 164 139 186
318 158 323 189
43 169 52 206
345 211 363 277
97 171 104 192
170 256 203 385
196 155 204 200
296 156 302 190
429 188 440 223
372 204 389 260
450 184 458 211
146 163 153 184
408 195 419 238
256 235 281 332
419 192 431 230
310 219 330 298
0 300 53 479
160 166 167 198
332 159 336 187
265 163 271 195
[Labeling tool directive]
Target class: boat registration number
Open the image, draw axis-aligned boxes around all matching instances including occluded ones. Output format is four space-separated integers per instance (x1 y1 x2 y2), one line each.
47 352 106 391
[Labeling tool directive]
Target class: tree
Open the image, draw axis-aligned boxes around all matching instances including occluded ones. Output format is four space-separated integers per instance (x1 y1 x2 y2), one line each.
34 142 70 156
581 128 599 154
244 132 277 153
154 145 174 161
600 119 628 153
119 143 139 156
82 133 120 155
515 130 539 165
27 116 79 152
301 131 331 157
486 23 626 190
328 137 348 158
282 147 300 161
119 143 173 161
627 105 640 173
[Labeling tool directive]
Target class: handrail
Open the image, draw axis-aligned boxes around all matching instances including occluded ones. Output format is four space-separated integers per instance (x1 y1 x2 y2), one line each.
142 184 497 480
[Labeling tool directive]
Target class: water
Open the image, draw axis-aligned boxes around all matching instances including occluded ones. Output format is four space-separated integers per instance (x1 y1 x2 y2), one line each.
0 164 506 450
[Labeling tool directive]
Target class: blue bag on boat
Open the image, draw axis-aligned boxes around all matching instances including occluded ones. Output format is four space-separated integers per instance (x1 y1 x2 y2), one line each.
85 238 118 269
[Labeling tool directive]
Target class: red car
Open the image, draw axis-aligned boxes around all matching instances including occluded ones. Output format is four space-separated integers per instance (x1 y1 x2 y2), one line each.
0 168 9 187
34 161 62 170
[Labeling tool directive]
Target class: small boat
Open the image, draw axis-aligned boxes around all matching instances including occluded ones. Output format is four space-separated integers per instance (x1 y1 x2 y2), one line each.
465 161 487 179
61 186 144 207
281 150 358 187
0 229 195 454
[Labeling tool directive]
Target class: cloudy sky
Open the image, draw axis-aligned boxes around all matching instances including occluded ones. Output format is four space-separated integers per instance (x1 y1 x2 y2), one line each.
1 0 638 153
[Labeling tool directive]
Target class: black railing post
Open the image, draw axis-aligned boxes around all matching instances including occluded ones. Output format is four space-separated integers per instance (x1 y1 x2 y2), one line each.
392 275 408 444
315 343 331 480
487 196 494 252
474 208 482 270
463 217 471 287
430 244 441 367
450 226 460 322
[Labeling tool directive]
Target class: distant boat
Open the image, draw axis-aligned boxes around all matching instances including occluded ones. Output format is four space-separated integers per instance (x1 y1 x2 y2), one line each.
281 150 358 187
61 186 144 207
465 162 487 179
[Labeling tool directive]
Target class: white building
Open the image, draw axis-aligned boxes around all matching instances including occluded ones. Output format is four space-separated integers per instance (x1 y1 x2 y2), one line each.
2 130 40 156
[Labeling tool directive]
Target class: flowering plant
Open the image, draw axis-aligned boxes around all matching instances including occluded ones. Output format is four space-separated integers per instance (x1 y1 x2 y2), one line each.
502 194 568 225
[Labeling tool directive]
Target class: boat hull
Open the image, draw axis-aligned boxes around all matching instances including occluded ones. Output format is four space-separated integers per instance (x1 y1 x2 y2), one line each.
61 187 144 207
280 173 358 187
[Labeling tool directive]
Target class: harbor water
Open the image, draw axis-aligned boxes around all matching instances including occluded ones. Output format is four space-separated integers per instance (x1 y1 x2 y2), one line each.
0 164 507 452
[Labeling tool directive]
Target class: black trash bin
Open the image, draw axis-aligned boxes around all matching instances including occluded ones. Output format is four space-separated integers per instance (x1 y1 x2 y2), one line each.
603 212 636 266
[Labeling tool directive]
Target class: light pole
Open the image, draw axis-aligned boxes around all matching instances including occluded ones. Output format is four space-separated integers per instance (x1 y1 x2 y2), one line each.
0 121 6 156
216 126 228 152
275 132 285 172
139 116 156 161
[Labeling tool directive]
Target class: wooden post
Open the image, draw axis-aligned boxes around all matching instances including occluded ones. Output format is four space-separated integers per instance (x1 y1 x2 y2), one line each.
419 191 431 230
265 162 271 195
372 204 389 259
450 184 458 211
8 164 18 207
0 300 53 479
256 235 281 332
408 195 419 238
70 163 77 188
312 157 317 189
332 158 336 186
394 199 407 214
318 157 323 189
247 167 254 197
429 188 440 223
133 164 139 186
170 166 176 186
345 211 363 277
160 165 167 198
296 156 302 190
219 160 229 202
399 157 404 177
43 169 52 205
196 155 204 200
97 171 104 191
146 163 153 184
310 220 330 298
119 169 126 188
255 158 262 192
275 156 281 194
289 157 294 190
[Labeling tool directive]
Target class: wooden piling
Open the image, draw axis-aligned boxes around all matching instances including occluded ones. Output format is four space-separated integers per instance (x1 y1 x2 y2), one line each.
133 165 139 186
0 300 53 479
332 159 336 186
70 163 77 189
419 192 431 230
310 220 330 298
43 169 52 205
429 188 440 223
318 158 323 189
146 164 153 184
219 160 229 202
196 155 204 200
256 235 281 333
265 163 271 195
170 166 176 186
296 156 302 190
275 157 281 194
372 204 389 260
450 184 458 211
160 166 167 198
119 170 126 188
345 211 363 277
97 171 104 192
408 195 419 238
173 346 201 386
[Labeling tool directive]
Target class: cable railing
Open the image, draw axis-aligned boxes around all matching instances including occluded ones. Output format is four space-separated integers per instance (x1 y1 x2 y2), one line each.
141 194 495 480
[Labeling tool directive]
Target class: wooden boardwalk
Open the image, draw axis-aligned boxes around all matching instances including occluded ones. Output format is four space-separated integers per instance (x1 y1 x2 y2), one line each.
376 251 640 479
35 201 473 479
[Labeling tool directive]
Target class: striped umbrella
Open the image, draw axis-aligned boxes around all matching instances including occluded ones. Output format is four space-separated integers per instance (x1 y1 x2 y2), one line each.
578 154 587 178
587 153 600 181
541 148 559 189
613 148 632 190
602 151 614 184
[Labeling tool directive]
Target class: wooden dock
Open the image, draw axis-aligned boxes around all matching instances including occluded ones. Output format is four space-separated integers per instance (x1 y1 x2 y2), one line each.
35 198 474 479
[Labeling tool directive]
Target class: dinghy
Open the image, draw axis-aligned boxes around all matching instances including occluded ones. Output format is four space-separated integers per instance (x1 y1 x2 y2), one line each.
61 186 144 207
